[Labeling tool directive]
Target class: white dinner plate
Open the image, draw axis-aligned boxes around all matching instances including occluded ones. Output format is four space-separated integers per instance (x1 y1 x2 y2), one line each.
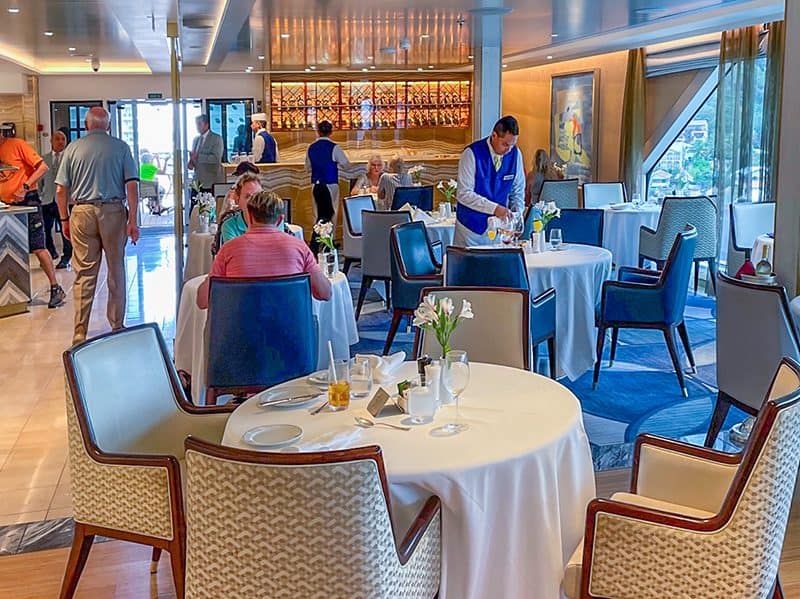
256 385 322 409
242 424 303 448
307 370 329 385
609 203 631 211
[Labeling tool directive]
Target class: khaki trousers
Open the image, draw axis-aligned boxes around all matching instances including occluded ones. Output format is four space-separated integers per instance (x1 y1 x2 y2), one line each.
70 203 127 344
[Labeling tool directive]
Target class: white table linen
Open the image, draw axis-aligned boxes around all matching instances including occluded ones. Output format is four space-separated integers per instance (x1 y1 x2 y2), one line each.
601 204 661 268
174 271 358 404
183 224 304 282
525 244 612 380
426 218 456 247
222 361 596 599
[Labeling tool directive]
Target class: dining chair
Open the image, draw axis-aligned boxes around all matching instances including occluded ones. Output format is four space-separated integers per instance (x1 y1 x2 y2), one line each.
414 286 531 370
183 437 442 599
392 185 434 212
705 272 800 446
356 210 412 319
582 182 626 209
639 195 718 294
444 247 556 377
60 323 235 599
205 274 318 405
386 221 443 355
730 201 775 262
594 226 697 397
564 357 800 599
342 194 376 276
545 209 604 247
540 178 579 209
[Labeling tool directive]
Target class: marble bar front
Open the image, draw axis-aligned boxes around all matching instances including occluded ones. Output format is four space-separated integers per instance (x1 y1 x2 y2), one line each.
0 204 35 318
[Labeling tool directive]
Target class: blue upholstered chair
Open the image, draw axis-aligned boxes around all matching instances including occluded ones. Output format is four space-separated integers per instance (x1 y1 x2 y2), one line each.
342 194 376 276
545 208 604 247
205 274 318 405
385 221 443 354
540 179 579 209
444 247 557 378
593 226 698 397
391 185 434 211
582 182 625 208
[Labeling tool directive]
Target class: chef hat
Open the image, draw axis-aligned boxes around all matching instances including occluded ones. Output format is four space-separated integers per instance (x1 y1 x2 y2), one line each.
251 113 267 122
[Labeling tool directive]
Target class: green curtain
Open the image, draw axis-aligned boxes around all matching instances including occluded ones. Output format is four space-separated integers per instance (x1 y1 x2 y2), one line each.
759 21 785 204
618 48 646 197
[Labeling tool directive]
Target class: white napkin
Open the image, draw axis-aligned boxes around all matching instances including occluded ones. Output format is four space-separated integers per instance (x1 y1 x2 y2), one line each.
293 426 363 452
354 351 406 383
412 209 436 225
397 203 414 213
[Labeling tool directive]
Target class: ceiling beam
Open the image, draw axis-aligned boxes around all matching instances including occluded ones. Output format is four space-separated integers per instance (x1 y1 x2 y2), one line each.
205 0 258 71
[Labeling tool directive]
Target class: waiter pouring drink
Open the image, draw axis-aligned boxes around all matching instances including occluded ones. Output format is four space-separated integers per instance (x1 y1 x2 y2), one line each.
454 115 525 247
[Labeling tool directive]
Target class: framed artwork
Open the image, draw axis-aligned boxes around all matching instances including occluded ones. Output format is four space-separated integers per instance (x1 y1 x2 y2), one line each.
550 70 598 183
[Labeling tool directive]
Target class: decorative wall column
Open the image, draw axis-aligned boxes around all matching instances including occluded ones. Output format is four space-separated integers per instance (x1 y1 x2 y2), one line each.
471 2 507 139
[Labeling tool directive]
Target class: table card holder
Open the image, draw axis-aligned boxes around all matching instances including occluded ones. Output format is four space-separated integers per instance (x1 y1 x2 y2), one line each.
367 387 403 417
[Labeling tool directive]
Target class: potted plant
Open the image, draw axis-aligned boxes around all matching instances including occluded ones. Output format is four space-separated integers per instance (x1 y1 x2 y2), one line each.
436 179 457 217
408 164 424 186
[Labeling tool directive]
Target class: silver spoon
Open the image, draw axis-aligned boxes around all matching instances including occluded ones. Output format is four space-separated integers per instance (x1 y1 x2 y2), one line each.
354 416 411 431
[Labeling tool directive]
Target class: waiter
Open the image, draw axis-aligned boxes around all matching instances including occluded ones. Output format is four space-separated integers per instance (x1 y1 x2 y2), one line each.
250 113 278 163
454 115 525 247
305 120 351 237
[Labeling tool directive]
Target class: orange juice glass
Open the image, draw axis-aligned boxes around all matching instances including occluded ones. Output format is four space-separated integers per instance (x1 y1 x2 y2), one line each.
328 359 351 411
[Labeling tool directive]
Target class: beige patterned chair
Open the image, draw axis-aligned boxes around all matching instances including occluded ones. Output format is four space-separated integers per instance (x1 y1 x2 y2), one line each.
563 357 800 599
183 438 442 599
61 323 235 599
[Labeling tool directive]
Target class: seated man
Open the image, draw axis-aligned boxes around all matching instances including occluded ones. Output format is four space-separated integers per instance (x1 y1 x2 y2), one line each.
197 190 331 309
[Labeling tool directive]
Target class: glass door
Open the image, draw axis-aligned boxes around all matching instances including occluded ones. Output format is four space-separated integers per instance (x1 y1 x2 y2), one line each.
50 101 103 143
206 98 253 161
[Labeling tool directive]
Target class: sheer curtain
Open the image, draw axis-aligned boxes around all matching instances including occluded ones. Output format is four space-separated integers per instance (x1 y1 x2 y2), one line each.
618 48 646 197
760 21 785 205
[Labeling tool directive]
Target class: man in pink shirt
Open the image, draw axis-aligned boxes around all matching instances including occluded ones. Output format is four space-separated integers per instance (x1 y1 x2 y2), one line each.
197 191 331 308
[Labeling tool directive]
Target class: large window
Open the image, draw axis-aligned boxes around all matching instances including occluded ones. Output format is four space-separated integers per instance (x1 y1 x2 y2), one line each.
207 99 253 161
50 101 103 142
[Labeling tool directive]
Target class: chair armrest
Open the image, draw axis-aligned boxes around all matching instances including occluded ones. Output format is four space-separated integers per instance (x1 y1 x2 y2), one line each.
631 434 740 514
404 272 444 283
617 266 661 282
176 393 237 414
639 225 657 236
600 280 664 324
430 240 443 267
531 287 556 343
397 495 441 565
531 286 555 307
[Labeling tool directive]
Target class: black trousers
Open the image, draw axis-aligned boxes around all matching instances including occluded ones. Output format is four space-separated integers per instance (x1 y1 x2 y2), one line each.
41 202 72 262
310 183 335 254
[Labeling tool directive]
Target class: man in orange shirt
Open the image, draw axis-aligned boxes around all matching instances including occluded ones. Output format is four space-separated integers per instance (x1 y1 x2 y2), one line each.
0 125 65 308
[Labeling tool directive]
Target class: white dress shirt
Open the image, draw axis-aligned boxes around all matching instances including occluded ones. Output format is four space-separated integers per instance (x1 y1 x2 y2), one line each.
456 138 525 214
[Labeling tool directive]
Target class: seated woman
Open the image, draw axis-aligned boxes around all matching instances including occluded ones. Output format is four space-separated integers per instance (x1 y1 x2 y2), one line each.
211 172 262 256
377 155 412 210
351 155 384 194
220 161 260 216
197 191 332 309
525 149 564 206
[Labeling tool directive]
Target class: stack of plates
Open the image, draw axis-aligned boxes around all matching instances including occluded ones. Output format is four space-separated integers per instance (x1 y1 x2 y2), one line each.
741 273 778 286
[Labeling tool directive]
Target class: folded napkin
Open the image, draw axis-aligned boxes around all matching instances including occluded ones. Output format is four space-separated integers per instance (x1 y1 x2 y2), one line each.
292 426 363 452
354 351 406 383
412 209 436 225
397 202 415 213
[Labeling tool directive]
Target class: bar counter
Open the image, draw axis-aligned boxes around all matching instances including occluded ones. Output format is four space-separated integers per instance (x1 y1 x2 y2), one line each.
0 204 36 317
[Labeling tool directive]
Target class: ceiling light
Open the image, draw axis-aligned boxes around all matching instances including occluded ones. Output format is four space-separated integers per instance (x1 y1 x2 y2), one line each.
420 34 430 39
258 55 265 60
551 33 559 38
546 55 553 60
7 7 19 13
68 47 76 52
280 33 290 39
44 31 54 37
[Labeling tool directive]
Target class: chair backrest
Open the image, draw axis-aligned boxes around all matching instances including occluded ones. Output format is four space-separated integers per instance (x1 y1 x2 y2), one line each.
540 179 579 209
582 182 625 208
392 186 434 211
658 225 698 325
183 438 440 597
206 275 318 392
445 247 529 290
716 273 800 410
391 221 438 278
730 202 775 252
342 195 376 259
656 196 717 259
545 208 604 247
414 286 530 369
213 183 230 199
361 210 412 278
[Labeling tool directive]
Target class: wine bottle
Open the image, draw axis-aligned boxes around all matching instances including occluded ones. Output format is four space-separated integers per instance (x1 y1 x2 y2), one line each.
755 245 772 275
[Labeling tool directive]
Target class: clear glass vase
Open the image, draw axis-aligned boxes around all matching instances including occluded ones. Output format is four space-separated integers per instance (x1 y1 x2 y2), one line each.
198 214 210 233
318 249 339 279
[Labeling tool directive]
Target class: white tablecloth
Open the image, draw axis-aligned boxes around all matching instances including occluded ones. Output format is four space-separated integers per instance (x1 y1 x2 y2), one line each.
183 224 304 283
174 271 357 404
601 204 661 268
222 361 595 599
426 218 456 247
525 244 613 380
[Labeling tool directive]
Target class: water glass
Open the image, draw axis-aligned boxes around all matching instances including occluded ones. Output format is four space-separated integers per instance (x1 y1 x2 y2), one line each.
443 202 453 219
328 359 351 411
631 192 642 208
432 350 470 435
486 216 500 244
407 386 437 424
549 228 563 250
349 357 373 398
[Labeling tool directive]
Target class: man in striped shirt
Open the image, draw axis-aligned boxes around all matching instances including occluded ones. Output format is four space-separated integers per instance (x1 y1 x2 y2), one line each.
196 191 331 309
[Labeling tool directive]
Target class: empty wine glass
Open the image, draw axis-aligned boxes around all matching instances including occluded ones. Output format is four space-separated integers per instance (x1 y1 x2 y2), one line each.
432 350 470 435
549 228 563 250
512 211 524 246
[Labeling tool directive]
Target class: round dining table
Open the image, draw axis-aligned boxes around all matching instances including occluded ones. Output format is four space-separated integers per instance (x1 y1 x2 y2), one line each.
222 361 596 599
425 217 456 247
601 204 661 268
174 270 357 404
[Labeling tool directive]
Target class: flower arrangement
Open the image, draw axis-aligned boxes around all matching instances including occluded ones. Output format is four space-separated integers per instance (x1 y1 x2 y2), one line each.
408 164 424 185
196 192 216 220
436 178 458 203
533 201 560 233
413 294 474 356
313 220 336 251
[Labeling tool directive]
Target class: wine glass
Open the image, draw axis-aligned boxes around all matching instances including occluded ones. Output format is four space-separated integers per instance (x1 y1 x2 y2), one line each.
549 228 563 250
499 215 514 245
432 350 470 435
512 211 524 246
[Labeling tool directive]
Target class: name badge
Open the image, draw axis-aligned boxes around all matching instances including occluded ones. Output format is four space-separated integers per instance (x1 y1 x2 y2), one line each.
502 174 514 181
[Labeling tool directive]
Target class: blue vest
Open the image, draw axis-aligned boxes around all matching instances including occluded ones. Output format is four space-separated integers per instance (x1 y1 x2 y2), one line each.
257 130 277 163
457 139 519 234
308 138 339 184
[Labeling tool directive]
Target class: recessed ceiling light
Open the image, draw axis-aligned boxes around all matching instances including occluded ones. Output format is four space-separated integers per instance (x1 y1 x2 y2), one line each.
502 63 508 68
68 47 76 52
7 7 19 13
44 31 54 37
551 33 559 38
280 33 290 39
258 55 265 60
420 34 430 39
546 55 553 60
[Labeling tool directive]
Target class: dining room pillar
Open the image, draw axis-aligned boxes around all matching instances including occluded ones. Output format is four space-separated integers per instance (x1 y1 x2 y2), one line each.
774 0 800 294
471 1 507 138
